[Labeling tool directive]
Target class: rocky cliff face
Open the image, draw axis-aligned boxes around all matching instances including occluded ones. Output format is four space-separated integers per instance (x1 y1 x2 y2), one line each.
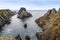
35 8 60 40
17 7 32 19
0 9 15 27
0 9 15 18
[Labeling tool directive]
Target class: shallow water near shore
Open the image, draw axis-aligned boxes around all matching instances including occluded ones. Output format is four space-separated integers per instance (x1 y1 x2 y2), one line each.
0 10 47 40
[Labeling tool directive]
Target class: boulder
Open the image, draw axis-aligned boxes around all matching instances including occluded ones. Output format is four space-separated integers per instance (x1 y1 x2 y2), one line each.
35 8 60 40
15 34 22 40
24 23 27 29
25 35 30 40
17 7 32 19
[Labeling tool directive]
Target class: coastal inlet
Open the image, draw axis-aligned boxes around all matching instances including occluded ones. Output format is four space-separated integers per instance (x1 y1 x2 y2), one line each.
0 8 47 40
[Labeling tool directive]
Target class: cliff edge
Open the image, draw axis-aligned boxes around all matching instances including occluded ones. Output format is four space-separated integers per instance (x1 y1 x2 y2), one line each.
35 8 60 40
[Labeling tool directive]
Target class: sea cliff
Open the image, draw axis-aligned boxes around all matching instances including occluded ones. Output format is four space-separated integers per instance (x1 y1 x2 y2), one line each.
35 8 60 40
0 9 15 28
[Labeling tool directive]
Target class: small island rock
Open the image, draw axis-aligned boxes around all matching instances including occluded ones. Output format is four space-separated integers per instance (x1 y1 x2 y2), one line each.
17 7 32 19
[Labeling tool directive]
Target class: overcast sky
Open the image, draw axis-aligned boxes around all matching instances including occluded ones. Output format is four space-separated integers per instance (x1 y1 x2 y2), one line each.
0 0 60 10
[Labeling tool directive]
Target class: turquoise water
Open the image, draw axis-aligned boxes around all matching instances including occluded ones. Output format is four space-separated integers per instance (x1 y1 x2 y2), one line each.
1 10 47 40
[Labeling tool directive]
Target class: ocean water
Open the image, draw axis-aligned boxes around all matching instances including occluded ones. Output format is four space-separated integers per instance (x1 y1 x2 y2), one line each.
1 10 47 40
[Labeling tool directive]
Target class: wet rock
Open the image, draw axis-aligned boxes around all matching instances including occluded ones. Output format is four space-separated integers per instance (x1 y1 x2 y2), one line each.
24 23 27 29
17 7 32 19
25 35 30 40
0 17 5 27
36 32 42 40
35 8 60 40
0 25 3 32
0 9 15 18
15 34 22 40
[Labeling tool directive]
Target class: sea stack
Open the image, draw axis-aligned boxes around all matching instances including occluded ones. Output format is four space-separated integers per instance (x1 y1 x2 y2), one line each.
35 8 60 40
17 7 32 19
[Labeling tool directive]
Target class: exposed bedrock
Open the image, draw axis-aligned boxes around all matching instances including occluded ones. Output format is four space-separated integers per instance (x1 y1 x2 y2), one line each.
17 7 32 19
35 8 60 40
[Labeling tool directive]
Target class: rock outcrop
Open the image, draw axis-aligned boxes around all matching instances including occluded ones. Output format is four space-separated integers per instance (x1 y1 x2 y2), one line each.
15 34 22 40
35 8 60 40
0 34 22 40
0 9 15 28
24 23 27 29
17 7 32 19
25 35 30 40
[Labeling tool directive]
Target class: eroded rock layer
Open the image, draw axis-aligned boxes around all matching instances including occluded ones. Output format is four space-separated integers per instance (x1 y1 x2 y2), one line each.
35 8 60 40
0 9 15 27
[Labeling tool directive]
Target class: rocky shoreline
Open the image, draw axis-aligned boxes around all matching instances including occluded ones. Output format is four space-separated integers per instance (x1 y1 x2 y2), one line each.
0 8 60 40
35 8 60 40
0 9 15 30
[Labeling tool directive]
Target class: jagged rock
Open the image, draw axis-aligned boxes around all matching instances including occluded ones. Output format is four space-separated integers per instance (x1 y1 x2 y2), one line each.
36 32 42 40
0 17 5 27
35 8 60 40
0 9 15 31
24 23 27 29
35 8 57 31
18 7 26 14
0 9 15 18
25 35 30 40
17 7 32 19
15 34 22 40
